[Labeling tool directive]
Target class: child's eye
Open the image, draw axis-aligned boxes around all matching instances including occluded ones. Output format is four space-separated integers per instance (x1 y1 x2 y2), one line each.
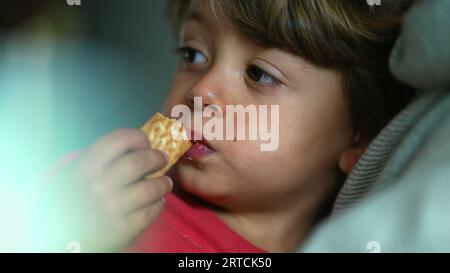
246 65 281 87
177 46 207 65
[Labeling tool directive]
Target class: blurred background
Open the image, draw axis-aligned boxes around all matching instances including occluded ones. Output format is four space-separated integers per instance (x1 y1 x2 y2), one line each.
0 0 177 183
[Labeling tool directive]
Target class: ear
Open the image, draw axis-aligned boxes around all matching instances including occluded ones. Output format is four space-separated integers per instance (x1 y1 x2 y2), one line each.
338 133 369 175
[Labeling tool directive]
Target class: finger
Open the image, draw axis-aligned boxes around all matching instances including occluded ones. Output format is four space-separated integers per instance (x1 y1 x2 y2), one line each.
84 129 150 170
104 149 168 188
126 200 166 233
120 176 173 214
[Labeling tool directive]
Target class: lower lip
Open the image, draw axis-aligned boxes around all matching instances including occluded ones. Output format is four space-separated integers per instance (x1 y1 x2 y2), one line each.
184 143 213 161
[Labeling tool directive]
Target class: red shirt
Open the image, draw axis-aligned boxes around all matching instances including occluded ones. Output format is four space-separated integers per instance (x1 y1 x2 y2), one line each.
127 190 266 253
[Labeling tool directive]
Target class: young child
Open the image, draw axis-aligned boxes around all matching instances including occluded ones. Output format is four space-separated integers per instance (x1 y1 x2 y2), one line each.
58 0 415 252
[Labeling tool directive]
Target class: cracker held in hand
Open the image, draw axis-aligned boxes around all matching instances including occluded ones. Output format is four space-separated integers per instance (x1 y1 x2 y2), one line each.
141 112 192 178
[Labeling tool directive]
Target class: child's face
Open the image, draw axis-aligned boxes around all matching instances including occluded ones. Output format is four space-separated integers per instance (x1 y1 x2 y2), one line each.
163 0 356 211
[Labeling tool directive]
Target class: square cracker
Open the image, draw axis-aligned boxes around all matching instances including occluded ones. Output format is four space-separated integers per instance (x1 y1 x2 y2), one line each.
141 112 192 179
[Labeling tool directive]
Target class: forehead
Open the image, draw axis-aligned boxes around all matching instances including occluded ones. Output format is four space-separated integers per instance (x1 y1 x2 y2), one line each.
186 0 212 23
182 0 237 41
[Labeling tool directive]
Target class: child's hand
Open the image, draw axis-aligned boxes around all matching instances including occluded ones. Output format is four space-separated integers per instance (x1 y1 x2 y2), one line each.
58 129 172 251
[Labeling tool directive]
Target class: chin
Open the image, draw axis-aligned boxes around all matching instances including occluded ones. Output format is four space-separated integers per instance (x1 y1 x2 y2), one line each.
173 163 233 203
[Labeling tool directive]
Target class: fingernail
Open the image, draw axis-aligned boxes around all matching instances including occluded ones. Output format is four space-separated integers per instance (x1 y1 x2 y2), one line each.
166 176 174 189
162 152 170 162
161 198 166 205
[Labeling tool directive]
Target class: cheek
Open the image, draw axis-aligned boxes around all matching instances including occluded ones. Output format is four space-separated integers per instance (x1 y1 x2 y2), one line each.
252 103 337 178
162 73 190 116
222 142 314 207
233 92 353 195
224 117 343 199
222 140 294 191
223 140 262 168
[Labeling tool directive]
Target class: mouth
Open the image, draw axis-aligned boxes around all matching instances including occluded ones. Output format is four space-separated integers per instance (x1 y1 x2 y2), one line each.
184 129 214 161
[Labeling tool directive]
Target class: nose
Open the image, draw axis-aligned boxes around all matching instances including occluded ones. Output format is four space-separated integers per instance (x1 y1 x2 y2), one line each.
186 66 230 112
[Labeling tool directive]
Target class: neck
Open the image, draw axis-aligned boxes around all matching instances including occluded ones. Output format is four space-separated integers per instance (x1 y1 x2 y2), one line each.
212 180 340 252
214 208 313 252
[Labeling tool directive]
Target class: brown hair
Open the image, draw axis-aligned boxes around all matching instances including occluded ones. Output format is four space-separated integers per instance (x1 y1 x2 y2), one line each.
167 0 416 140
